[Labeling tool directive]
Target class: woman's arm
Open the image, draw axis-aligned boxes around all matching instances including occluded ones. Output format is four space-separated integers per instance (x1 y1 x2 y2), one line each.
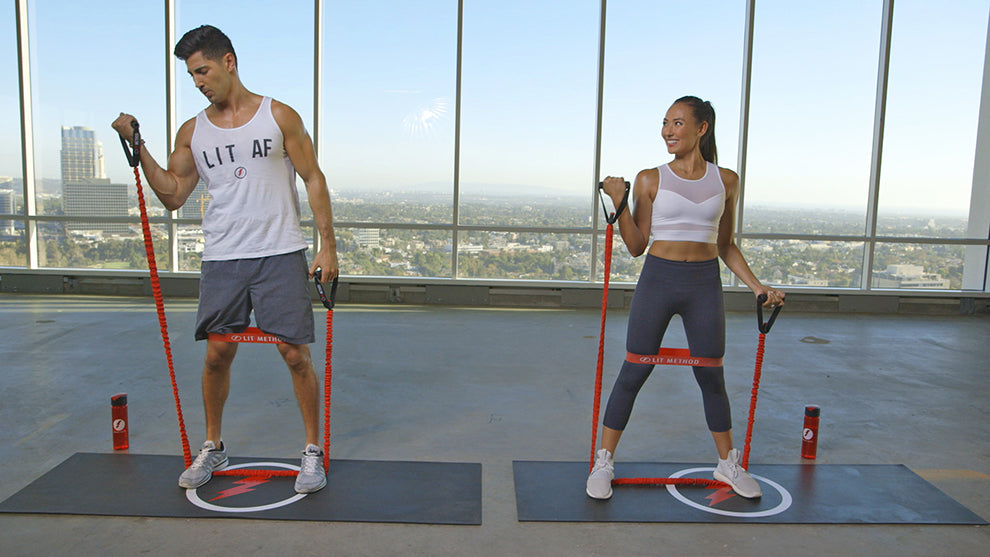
602 168 657 257
716 168 784 306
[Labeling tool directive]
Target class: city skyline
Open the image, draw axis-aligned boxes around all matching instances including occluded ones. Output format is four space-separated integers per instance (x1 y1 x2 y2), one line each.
0 1 986 217
0 167 972 290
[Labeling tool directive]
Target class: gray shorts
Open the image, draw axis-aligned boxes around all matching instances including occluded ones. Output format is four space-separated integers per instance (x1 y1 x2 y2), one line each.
195 249 315 344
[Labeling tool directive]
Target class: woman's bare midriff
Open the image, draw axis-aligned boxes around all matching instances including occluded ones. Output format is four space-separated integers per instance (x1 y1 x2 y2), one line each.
648 240 718 262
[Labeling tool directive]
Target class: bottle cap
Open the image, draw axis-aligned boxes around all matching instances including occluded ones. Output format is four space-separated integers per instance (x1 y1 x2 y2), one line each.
111 393 128 406
805 405 820 417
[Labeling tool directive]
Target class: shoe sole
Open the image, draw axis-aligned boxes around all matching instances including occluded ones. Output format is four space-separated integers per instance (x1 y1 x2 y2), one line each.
295 475 327 494
585 488 613 500
713 470 762 499
585 483 613 500
178 457 229 489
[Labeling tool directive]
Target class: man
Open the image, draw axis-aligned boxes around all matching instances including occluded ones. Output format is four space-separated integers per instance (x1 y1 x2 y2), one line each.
112 25 338 494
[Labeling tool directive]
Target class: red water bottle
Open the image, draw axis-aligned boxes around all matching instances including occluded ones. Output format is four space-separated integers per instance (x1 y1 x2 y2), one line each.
111 393 129 450
801 405 820 459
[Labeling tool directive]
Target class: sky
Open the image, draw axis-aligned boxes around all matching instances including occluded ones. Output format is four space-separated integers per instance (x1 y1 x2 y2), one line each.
1 0 987 218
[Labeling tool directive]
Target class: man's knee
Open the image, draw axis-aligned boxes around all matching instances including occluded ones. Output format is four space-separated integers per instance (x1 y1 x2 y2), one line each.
278 343 313 374
204 341 237 372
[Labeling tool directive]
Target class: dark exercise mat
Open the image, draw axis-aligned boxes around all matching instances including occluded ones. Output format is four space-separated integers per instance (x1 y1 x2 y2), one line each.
0 453 481 525
513 460 986 524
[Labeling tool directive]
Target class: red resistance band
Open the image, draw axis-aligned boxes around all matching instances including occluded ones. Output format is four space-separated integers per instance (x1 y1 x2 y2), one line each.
625 349 723 368
209 327 286 344
126 122 336 478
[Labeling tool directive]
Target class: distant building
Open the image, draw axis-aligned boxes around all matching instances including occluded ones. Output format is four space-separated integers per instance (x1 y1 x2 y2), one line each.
356 228 380 249
0 188 15 236
489 234 508 249
179 180 210 219
63 178 130 236
787 274 829 287
61 127 128 236
871 264 950 289
60 126 105 182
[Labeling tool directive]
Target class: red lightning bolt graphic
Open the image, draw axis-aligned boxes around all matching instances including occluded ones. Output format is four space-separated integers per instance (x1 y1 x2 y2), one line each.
210 477 271 501
704 487 737 506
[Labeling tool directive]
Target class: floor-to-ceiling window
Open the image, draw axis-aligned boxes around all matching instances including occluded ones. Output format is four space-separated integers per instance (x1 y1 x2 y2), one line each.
743 0 882 289
0 1 23 267
458 0 599 281
875 0 989 291
2 0 988 295
321 0 457 278
25 0 164 270
599 0 746 283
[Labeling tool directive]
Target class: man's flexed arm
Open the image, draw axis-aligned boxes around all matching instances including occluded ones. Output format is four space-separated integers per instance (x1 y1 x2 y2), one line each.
112 113 200 211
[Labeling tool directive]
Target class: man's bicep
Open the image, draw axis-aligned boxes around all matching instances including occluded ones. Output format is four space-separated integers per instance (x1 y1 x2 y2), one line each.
167 145 201 194
284 123 322 182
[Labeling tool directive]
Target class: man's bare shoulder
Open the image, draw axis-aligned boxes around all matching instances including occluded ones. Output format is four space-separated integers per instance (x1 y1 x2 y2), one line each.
270 99 301 121
174 117 197 146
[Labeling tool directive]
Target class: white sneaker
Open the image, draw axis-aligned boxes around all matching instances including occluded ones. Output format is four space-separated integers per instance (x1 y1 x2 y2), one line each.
294 444 327 494
178 440 228 489
713 448 762 498
586 448 614 499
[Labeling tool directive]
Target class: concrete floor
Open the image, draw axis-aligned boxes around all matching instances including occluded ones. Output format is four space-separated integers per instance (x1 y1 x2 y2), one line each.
0 292 987 556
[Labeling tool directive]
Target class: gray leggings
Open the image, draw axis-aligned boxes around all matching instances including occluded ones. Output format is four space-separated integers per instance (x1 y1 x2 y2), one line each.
602 254 732 433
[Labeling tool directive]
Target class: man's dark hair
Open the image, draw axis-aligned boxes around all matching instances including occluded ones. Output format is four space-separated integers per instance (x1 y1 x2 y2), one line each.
174 25 236 66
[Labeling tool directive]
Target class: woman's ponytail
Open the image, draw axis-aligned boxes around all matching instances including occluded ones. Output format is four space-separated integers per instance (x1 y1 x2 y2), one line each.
674 96 718 164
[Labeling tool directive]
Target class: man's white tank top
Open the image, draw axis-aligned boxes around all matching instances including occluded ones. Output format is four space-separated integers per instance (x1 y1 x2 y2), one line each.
191 96 308 261
650 162 726 244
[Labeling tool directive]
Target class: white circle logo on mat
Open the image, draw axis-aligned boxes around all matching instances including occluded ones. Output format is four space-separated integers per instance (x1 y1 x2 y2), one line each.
186 462 307 513
666 467 792 518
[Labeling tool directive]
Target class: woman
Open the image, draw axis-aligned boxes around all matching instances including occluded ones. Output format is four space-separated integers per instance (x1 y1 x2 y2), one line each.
588 96 784 500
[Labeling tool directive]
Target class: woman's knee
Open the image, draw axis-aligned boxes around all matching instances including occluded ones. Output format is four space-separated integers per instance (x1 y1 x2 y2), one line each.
693 366 726 394
614 362 653 394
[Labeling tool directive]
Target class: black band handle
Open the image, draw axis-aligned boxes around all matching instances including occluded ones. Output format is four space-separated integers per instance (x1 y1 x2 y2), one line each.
756 294 782 334
314 269 339 310
598 181 630 225
119 120 141 167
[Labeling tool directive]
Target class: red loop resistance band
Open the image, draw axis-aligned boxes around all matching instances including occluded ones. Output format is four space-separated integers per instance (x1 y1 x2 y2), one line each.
625 349 723 368
208 327 285 344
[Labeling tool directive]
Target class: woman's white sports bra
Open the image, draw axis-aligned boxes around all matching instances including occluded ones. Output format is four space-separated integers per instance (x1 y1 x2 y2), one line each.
650 162 726 244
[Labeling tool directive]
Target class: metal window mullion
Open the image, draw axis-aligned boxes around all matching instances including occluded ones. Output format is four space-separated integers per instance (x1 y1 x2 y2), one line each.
16 0 37 269
733 0 756 287
165 0 179 272
329 221 598 235
313 0 323 254
965 4 990 292
864 0 894 291
590 0 607 283
451 0 463 279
